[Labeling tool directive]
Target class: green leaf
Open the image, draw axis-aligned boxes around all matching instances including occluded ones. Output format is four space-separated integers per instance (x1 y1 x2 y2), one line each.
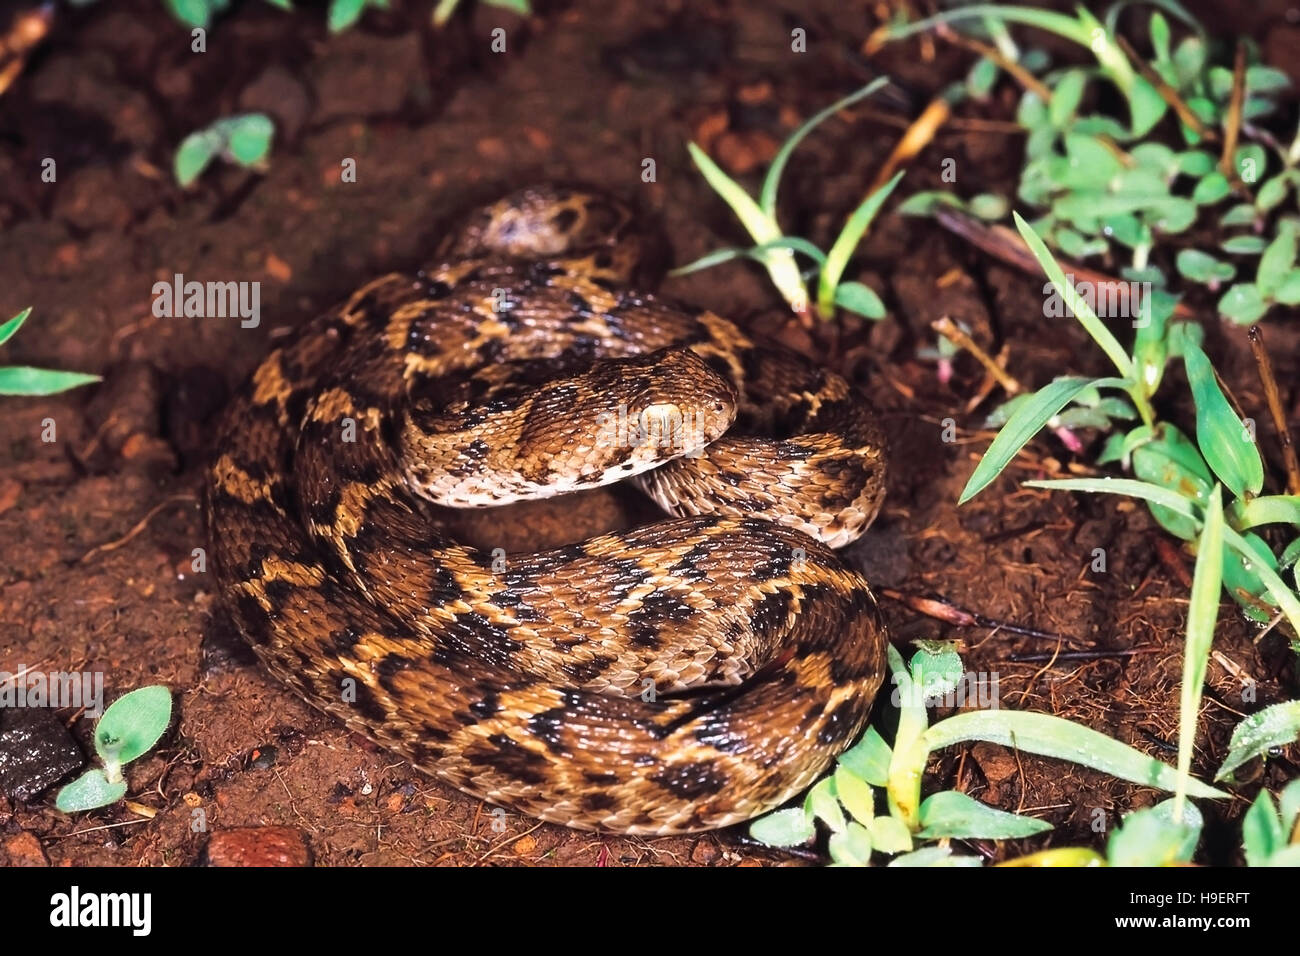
0 366 100 396
1192 172 1231 204
833 765 876 824
1014 212 1133 379
55 769 128 813
1175 150 1216 176
1274 270 1300 305
917 790 1053 839
174 128 222 187
1176 249 1235 284
1217 283 1268 324
328 0 368 32
1131 141 1176 176
887 846 982 867
1221 235 1266 254
838 727 892 787
1216 701 1300 779
1256 174 1291 213
967 56 1000 99
1257 224 1298 298
959 376 1128 503
1148 11 1172 64
1130 423 1212 540
1241 791 1283 866
897 190 965 217
0 307 32 347
1108 800 1203 866
95 686 172 767
221 114 275 167
828 822 874 866
1096 432 1128 465
1049 69 1087 128
910 644 964 700
1221 529 1277 624
748 807 815 847
969 193 1009 220
1182 339 1263 498
1220 204 1258 228
818 171 904 317
759 78 888 218
923 710 1227 799
805 776 846 833
1246 65 1292 95
1175 486 1222 819
866 813 913 854
1234 494 1300 529
1280 779 1300 832
166 0 213 28
1062 133 1123 187
831 282 886 320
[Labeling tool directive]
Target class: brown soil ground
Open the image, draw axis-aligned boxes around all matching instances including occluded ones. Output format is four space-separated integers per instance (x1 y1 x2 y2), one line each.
0 0 1297 867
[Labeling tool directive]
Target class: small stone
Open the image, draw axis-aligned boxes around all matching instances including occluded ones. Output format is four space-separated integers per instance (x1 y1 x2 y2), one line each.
512 834 537 856
202 826 313 867
2 831 49 867
690 839 720 865
0 707 85 803
248 745 278 770
0 479 20 516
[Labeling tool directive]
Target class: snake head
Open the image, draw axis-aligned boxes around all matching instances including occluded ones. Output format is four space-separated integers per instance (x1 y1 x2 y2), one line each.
601 348 737 464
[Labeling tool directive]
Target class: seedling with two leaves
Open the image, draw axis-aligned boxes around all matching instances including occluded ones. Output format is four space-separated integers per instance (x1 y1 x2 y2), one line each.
55 686 172 813
175 114 275 188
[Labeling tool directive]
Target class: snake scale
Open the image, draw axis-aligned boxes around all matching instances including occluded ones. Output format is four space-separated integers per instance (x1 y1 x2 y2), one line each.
205 186 890 834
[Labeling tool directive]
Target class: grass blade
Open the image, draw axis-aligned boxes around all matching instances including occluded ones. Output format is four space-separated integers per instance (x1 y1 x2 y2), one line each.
1175 485 1223 819
687 142 809 312
959 376 1129 503
817 171 904 317
0 307 32 347
0 366 101 396
1013 212 1135 380
923 710 1227 798
759 78 888 217
1182 339 1264 498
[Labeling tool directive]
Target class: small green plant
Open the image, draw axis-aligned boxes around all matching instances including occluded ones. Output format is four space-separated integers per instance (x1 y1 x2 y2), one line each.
1216 699 1300 782
175 113 275 187
163 0 387 33
675 78 902 321
0 308 99 396
55 686 172 813
748 643 1225 866
886 4 1300 324
963 215 1300 636
1236 779 1300 866
433 0 530 28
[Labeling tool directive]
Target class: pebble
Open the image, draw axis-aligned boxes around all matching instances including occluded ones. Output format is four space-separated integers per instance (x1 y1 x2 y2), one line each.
202 826 313 867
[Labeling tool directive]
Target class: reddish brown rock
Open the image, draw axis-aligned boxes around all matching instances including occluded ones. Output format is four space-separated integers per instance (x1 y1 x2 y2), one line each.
202 826 313 867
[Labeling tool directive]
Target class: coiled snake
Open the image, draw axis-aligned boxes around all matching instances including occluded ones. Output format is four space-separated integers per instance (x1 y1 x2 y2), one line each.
205 186 889 834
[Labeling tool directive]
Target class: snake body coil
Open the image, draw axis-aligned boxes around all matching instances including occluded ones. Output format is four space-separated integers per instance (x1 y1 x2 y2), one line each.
205 187 889 833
